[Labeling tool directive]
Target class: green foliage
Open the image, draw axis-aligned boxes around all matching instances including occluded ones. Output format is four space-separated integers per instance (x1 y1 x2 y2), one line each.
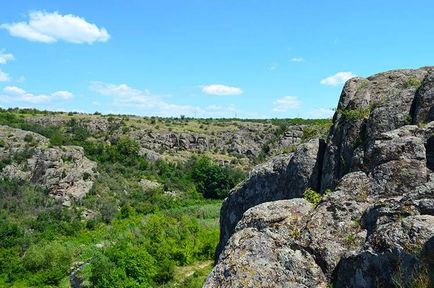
404 115 413 125
303 188 322 207
405 77 422 89
191 156 244 199
22 241 73 286
23 134 33 143
337 107 371 121
89 213 218 287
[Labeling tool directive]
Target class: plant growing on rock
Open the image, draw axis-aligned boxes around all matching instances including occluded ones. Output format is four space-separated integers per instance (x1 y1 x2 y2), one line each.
303 188 322 207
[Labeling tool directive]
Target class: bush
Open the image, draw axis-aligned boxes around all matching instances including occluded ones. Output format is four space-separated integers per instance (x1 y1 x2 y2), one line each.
23 134 33 143
191 156 244 199
22 241 73 285
91 242 158 288
304 188 322 207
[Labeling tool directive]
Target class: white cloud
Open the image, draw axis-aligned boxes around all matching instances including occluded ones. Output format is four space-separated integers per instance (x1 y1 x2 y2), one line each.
273 96 301 112
91 81 244 118
320 72 356 86
202 84 243 96
51 90 74 99
1 11 110 44
0 69 10 81
1 86 74 103
3 86 25 94
91 81 200 115
0 50 14 64
308 108 335 119
290 57 304 63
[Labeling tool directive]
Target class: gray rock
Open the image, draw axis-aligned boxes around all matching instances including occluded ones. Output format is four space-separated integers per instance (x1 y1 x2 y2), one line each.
413 69 434 124
334 215 434 288
210 67 434 287
0 125 97 202
205 199 327 288
216 139 324 258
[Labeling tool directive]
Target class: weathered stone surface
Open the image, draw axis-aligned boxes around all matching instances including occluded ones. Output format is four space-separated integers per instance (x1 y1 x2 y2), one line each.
138 179 162 192
300 173 371 277
413 69 434 124
216 139 323 258
321 68 431 191
208 67 434 287
334 215 434 288
0 125 97 204
206 200 327 288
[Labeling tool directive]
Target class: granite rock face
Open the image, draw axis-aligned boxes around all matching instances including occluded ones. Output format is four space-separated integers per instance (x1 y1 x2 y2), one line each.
216 139 324 257
0 125 97 205
205 199 327 288
207 67 434 287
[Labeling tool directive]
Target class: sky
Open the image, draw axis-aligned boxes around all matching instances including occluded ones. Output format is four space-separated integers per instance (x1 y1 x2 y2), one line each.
1 0 434 119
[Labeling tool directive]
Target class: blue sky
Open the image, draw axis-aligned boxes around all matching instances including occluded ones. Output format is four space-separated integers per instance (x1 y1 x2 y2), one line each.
1 0 434 118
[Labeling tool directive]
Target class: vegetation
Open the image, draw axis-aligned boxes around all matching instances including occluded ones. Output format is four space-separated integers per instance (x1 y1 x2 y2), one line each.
303 188 322 208
0 108 333 287
0 109 247 287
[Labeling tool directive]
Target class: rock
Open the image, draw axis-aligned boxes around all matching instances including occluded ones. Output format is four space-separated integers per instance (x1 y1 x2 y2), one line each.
321 68 431 191
216 139 324 258
205 199 327 288
413 69 434 124
300 173 371 277
139 179 162 192
0 125 97 203
209 67 434 287
70 261 90 288
334 215 434 288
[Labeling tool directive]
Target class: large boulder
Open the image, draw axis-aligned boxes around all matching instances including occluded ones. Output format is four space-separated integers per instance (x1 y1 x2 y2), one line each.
216 139 324 258
205 199 327 288
321 68 432 191
208 67 434 288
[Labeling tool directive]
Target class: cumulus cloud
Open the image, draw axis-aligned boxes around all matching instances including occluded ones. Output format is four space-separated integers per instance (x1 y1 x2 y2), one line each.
91 81 200 115
1 86 74 103
290 57 304 63
273 96 301 112
0 69 10 81
1 11 110 44
91 81 243 117
202 84 243 96
320 72 356 86
0 50 14 64
51 90 74 100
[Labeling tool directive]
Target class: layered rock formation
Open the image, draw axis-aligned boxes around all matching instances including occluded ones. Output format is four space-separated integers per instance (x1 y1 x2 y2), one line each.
25 115 312 165
207 67 434 287
0 125 97 205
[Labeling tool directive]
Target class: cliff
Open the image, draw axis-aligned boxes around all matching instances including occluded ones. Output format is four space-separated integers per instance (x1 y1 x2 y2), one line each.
206 67 434 287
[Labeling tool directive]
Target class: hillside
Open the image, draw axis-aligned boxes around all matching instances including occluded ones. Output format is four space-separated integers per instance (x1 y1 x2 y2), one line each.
206 67 434 287
0 108 330 287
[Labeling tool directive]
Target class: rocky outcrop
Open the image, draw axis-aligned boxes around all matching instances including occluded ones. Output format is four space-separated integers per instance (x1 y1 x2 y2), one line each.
25 115 312 165
206 199 327 288
207 67 434 287
216 139 325 257
0 125 97 205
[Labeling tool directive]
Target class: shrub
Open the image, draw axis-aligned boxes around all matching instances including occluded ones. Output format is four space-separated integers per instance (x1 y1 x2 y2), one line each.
304 188 322 207
23 241 73 286
191 156 244 199
24 134 33 143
